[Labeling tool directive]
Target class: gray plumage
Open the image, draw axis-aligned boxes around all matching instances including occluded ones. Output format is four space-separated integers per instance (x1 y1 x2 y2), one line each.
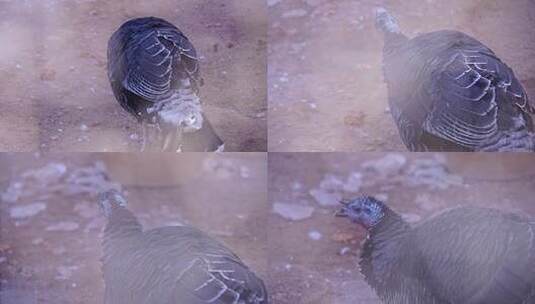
107 17 223 152
337 196 535 304
99 190 268 304
375 8 535 151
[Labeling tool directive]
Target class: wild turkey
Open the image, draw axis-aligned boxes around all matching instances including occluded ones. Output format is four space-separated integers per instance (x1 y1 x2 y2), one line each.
375 8 535 151
107 17 224 152
336 196 535 304
98 190 268 304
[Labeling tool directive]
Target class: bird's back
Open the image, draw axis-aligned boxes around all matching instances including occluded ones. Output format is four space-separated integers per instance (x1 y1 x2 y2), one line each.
104 225 268 304
412 207 535 304
383 29 534 151
107 17 200 121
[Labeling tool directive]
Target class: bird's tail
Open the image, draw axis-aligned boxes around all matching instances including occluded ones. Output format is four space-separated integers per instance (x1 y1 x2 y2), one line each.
480 131 535 152
375 7 401 34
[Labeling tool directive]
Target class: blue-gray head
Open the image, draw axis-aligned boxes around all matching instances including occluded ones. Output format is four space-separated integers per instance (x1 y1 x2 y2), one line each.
336 196 386 229
374 7 400 34
99 189 127 217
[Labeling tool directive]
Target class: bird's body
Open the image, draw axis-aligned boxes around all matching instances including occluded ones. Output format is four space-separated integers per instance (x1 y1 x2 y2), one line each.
376 8 535 151
107 17 223 152
99 191 267 304
337 197 535 304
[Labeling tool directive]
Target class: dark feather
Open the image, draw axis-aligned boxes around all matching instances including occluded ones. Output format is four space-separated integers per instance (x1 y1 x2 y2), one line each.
101 202 267 304
381 25 534 151
359 205 535 304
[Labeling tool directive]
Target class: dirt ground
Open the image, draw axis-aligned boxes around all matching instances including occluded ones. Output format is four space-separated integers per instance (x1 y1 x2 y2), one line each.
267 0 535 152
268 153 535 303
0 0 267 152
0 153 267 303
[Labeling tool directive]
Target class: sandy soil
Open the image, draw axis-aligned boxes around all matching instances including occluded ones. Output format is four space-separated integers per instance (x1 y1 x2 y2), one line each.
0 153 267 303
268 0 535 151
268 152 535 303
0 0 267 152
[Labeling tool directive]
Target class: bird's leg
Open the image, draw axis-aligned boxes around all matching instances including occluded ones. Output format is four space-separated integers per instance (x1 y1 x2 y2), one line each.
141 121 148 152
160 124 183 152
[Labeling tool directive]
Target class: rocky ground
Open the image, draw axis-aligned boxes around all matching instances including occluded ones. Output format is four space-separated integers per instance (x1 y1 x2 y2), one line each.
0 0 267 152
268 0 535 151
268 152 535 303
0 153 267 303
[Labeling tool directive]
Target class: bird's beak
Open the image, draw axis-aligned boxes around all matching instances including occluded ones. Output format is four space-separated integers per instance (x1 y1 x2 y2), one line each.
335 199 349 217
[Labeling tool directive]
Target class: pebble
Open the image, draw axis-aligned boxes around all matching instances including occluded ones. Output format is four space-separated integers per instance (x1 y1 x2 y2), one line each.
308 230 322 240
273 202 314 221
362 153 407 176
80 124 88 131
267 0 281 7
9 203 47 219
46 222 80 232
339 247 351 256
282 9 308 18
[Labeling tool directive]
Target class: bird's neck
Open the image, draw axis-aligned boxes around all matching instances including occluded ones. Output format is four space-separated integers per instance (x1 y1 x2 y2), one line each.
383 32 408 55
103 207 143 248
360 210 410 288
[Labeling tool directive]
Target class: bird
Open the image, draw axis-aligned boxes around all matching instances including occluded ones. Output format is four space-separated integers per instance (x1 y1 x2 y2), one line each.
107 17 224 152
98 190 268 304
375 7 535 151
336 196 535 304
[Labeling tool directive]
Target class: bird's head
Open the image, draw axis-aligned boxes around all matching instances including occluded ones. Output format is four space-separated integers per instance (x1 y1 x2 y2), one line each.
336 196 386 229
98 189 127 217
374 7 400 34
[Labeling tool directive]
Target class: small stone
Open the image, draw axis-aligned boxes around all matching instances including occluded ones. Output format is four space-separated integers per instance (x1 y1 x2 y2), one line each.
282 9 308 18
80 124 88 131
339 247 351 256
362 153 407 176
9 203 47 219
273 202 314 221
308 230 322 241
31 238 44 245
267 0 281 7
46 222 80 232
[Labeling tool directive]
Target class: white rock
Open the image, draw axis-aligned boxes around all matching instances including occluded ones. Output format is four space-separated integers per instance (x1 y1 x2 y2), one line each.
22 162 67 183
46 222 80 232
283 9 308 18
343 172 362 192
267 0 281 6
9 203 47 219
362 153 407 175
273 202 314 221
406 158 463 190
308 230 322 240
339 247 351 256
309 188 342 206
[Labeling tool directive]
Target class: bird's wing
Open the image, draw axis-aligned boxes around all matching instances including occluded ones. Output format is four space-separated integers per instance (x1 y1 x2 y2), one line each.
174 251 268 304
123 24 198 101
142 226 267 304
108 18 199 104
413 208 535 304
424 45 532 149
